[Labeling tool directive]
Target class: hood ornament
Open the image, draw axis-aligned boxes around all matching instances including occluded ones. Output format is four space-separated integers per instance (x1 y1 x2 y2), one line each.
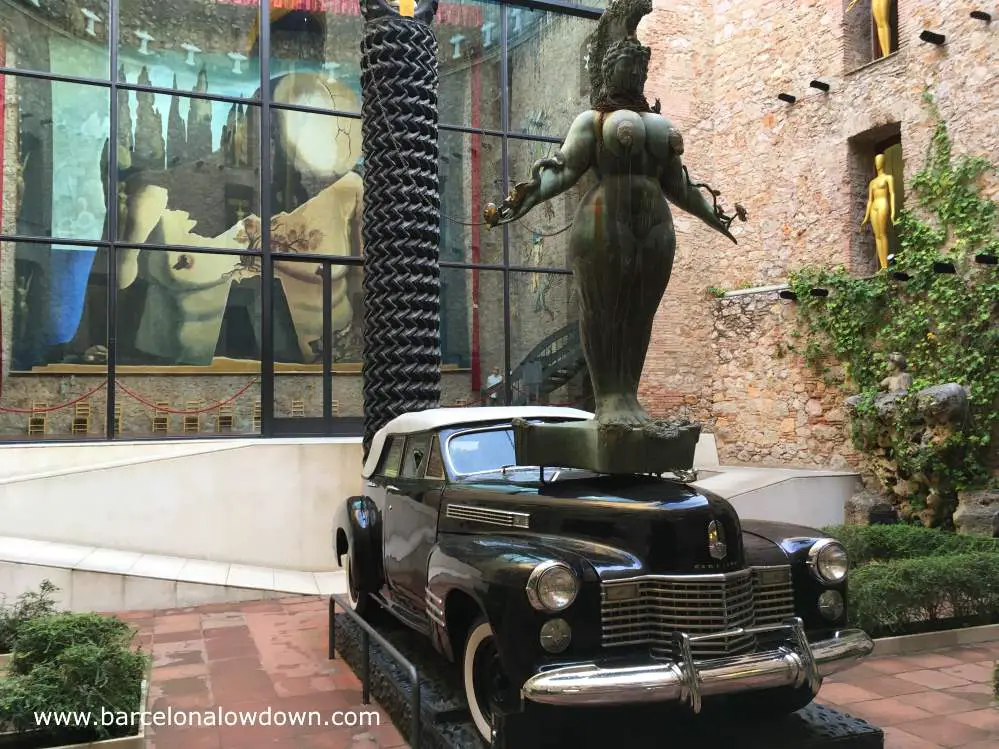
707 520 727 560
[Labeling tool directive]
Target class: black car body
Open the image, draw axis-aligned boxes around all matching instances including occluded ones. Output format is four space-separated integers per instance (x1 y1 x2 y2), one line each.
335 407 873 742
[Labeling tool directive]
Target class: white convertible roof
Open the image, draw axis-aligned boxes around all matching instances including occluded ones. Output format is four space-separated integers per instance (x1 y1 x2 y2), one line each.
361 406 593 478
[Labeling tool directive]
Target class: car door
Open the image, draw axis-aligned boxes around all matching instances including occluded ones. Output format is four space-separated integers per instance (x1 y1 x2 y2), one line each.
382 432 446 610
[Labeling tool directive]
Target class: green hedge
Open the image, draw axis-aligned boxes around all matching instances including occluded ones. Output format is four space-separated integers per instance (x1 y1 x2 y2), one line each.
824 523 999 567
848 551 999 637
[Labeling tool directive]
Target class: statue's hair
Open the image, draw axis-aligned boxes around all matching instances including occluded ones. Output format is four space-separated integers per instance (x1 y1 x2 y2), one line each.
602 37 651 71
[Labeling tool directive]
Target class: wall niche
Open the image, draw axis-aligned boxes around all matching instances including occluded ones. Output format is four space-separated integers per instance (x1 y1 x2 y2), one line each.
847 122 904 277
843 0 899 71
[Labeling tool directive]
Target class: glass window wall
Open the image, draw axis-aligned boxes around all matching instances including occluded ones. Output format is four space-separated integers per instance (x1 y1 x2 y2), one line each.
0 0 598 440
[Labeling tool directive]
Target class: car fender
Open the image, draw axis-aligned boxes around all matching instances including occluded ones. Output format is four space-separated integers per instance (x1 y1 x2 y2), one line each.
339 495 384 594
426 533 601 685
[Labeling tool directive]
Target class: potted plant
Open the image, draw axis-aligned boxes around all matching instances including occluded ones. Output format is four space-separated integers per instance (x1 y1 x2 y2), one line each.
0 611 149 749
0 582 59 674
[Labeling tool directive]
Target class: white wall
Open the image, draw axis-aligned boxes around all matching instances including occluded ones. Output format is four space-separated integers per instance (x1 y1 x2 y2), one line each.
0 439 363 571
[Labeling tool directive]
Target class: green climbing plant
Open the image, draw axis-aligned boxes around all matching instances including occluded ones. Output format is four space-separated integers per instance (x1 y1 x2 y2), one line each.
788 90 999 495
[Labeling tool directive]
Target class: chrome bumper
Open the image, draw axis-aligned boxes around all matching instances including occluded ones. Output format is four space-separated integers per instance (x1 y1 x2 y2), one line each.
521 618 874 712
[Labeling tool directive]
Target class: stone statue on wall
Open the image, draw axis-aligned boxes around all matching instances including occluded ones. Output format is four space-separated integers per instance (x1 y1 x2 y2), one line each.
484 0 745 473
879 352 912 393
847 0 893 60
861 152 897 271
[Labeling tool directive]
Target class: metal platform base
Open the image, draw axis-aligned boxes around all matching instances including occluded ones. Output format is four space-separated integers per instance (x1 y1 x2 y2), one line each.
330 610 885 749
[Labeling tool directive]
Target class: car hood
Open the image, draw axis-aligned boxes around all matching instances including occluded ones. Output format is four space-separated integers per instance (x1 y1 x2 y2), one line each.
440 474 746 579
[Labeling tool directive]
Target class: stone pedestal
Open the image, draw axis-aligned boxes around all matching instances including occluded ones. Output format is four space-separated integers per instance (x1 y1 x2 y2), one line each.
330 609 884 749
512 418 701 475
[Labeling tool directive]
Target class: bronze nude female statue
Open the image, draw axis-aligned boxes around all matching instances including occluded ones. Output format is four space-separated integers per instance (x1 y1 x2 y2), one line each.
485 0 744 430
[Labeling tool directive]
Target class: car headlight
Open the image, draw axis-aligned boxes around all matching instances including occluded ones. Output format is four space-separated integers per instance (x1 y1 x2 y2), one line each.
808 539 849 583
526 561 578 612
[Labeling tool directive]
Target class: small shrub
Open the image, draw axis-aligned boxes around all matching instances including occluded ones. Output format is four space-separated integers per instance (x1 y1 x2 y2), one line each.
848 551 999 636
8 612 136 676
0 580 59 653
0 641 147 742
824 523 999 567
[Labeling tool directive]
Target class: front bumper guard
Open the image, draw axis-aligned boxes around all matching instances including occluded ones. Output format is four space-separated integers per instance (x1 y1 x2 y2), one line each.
521 618 874 713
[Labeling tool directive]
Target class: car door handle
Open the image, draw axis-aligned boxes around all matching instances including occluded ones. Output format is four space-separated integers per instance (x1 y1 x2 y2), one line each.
366 481 378 488
386 485 400 493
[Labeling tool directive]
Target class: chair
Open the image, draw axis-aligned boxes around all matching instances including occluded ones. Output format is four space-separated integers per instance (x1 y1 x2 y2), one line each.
217 405 235 432
252 401 262 432
151 402 170 434
182 401 204 433
70 401 91 436
331 400 341 417
453 398 469 407
113 404 123 435
291 398 306 417
27 402 47 436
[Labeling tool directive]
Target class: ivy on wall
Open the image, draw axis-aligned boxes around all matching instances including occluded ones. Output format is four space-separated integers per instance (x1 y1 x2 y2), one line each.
787 91 999 493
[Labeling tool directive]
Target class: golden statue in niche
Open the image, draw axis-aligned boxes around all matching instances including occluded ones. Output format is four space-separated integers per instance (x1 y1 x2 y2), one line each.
861 152 897 271
847 0 893 60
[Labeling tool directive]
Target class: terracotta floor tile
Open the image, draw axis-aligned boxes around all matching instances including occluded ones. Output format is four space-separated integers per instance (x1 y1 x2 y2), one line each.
949 708 999 731
298 733 356 749
948 647 999 663
147 726 222 749
818 682 883 704
154 662 211 681
895 669 973 690
273 675 339 698
367 722 407 748
850 675 930 698
154 629 204 644
939 663 995 684
895 689 982 716
205 637 260 661
959 740 999 749
881 726 945 749
845 696 933 726
830 663 889 682
868 657 923 676
154 615 203 634
884 726 943 749
900 653 967 670
900 716 991 747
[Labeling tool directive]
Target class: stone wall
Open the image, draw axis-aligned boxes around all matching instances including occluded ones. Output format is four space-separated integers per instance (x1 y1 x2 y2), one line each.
639 1 999 466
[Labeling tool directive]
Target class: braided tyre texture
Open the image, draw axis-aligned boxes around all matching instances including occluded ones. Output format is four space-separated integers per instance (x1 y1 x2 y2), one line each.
360 16 442 457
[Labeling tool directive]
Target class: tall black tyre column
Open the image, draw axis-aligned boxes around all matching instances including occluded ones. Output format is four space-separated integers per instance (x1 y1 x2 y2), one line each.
360 0 443 459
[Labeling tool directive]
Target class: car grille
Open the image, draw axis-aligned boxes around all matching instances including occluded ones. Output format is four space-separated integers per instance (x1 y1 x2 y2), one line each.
600 566 795 658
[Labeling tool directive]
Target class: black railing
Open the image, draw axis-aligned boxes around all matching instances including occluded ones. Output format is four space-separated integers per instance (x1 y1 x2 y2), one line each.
328 595 422 749
484 322 584 406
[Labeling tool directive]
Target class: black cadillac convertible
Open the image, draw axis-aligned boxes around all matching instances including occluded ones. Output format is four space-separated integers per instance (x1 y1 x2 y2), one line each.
334 406 873 742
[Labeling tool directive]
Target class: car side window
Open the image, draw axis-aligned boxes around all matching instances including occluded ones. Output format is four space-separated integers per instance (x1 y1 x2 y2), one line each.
424 436 445 480
401 433 432 478
378 437 405 478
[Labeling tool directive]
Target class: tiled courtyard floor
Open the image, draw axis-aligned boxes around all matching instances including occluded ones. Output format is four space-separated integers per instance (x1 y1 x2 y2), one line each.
126 595 998 749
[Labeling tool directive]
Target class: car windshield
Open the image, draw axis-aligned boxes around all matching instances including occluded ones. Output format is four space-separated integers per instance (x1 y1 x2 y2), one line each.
447 427 517 475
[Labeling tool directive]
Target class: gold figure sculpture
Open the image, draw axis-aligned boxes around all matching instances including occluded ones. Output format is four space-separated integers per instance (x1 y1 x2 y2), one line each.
847 0 893 60
861 153 897 271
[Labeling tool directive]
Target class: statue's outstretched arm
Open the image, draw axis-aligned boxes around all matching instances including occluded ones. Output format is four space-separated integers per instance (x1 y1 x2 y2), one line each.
660 153 740 244
485 112 594 226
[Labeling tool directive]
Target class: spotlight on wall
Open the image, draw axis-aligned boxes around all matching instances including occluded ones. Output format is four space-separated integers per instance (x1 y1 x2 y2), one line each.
919 30 946 45
778 93 797 104
778 289 798 301
974 253 998 265
933 260 956 274
970 11 992 22
809 80 830 92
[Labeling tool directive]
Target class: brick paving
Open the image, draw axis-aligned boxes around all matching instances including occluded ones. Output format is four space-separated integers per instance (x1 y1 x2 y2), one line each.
123 595 998 749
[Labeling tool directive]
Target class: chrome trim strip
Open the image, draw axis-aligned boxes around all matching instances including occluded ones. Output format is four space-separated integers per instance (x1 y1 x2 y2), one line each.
602 569 753 586
445 503 530 528
521 627 875 709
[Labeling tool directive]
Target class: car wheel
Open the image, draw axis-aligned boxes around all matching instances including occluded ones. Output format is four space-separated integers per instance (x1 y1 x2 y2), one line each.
343 552 369 616
462 617 510 743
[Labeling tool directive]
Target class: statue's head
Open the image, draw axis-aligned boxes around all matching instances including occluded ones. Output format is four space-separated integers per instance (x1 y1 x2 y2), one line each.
887 352 907 371
875 153 886 170
602 37 650 98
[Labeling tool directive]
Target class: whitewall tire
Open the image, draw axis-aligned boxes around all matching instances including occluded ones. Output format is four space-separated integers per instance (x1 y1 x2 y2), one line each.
462 618 502 742
343 553 365 614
